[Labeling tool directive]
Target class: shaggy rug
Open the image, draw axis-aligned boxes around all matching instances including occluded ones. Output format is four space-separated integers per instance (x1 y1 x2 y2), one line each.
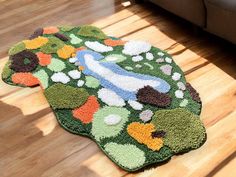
2 25 206 172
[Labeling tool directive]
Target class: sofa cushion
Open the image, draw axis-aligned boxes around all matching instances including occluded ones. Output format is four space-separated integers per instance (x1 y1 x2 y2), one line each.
206 0 236 12
205 0 236 44
149 0 206 27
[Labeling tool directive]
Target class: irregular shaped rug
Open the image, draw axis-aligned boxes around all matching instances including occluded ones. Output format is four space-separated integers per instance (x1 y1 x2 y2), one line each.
2 25 206 172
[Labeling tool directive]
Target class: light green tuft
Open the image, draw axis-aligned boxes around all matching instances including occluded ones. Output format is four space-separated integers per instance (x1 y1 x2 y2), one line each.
151 108 206 154
180 99 188 107
92 106 130 141
69 34 82 45
104 142 146 169
33 69 49 89
44 83 89 109
102 54 126 63
47 58 66 72
124 66 133 70
85 76 100 88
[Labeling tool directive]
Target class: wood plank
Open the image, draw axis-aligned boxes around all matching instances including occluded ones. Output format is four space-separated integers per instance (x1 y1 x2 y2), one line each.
212 152 236 177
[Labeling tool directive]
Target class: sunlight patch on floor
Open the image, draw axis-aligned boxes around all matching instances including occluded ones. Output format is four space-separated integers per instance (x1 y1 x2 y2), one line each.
136 168 156 177
81 152 125 176
34 113 58 136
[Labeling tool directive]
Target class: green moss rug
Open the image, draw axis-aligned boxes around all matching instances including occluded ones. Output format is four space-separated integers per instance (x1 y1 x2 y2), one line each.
2 25 206 172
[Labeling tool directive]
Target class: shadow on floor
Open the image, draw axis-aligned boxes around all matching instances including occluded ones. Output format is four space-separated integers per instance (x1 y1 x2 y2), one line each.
76 166 102 177
0 100 52 138
0 100 51 122
206 151 236 177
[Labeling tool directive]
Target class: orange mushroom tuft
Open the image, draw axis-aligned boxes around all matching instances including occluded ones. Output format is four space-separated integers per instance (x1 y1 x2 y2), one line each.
12 72 39 87
72 96 100 124
36 52 52 66
104 38 126 47
43 26 59 34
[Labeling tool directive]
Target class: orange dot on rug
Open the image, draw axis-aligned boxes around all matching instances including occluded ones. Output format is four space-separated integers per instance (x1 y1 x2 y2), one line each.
79 66 85 71
104 38 126 47
57 45 75 59
76 46 87 51
43 26 59 34
36 52 52 66
72 95 100 124
12 72 39 87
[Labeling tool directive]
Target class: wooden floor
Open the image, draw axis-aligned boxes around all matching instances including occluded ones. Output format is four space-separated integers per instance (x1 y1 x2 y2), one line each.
0 0 236 176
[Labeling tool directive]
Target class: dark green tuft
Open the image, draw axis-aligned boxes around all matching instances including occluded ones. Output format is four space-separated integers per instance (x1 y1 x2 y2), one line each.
151 108 206 154
59 25 75 32
8 42 25 56
2 61 13 80
40 37 65 54
44 83 89 109
78 25 108 39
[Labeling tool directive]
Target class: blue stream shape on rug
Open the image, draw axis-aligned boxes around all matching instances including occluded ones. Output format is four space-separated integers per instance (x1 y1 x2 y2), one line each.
75 50 170 100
